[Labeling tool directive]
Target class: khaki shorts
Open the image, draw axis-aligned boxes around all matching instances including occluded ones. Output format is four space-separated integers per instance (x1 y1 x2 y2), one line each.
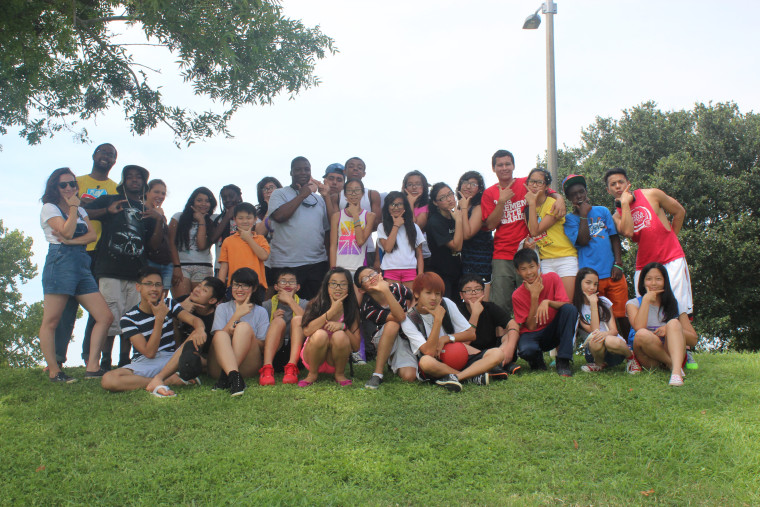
181 264 213 283
99 277 140 336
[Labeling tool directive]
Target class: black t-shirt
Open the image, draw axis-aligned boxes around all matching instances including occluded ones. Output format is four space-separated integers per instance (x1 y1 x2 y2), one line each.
456 301 509 351
145 218 171 265
173 294 216 353
86 194 154 280
426 212 462 276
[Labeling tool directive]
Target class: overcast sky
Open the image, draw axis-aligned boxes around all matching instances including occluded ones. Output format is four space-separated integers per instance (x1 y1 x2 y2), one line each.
2 0 758 363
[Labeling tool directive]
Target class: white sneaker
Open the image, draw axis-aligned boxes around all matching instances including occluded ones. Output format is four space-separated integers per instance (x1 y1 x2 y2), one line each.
350 352 366 365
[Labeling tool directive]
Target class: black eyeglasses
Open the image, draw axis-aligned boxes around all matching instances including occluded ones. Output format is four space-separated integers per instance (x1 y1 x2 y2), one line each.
58 181 77 189
140 281 163 288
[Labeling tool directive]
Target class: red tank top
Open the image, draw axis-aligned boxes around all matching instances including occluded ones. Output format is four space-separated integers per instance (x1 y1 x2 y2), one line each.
617 189 684 269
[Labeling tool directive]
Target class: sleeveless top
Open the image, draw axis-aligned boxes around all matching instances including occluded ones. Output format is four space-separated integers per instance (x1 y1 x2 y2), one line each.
340 190 375 253
617 189 684 270
336 209 368 272
461 205 494 278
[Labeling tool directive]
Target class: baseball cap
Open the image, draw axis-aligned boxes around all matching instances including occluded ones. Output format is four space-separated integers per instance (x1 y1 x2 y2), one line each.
562 174 587 196
323 163 345 178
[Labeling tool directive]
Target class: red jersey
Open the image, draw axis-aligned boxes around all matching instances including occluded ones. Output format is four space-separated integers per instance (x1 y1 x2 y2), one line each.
512 272 569 334
617 189 685 270
481 177 530 260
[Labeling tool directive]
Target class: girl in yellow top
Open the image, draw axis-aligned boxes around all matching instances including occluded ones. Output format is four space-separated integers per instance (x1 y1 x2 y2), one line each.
524 168 578 300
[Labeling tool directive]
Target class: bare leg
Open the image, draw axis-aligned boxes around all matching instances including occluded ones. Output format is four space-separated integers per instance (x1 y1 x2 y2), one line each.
457 348 504 380
484 283 491 302
665 319 686 376
302 330 329 383
588 340 606 364
418 355 457 378
101 367 154 392
262 317 286 365
288 316 304 364
330 331 351 382
39 294 68 378
238 339 264 378
373 321 400 375
76 292 114 373
561 275 575 302
633 330 672 369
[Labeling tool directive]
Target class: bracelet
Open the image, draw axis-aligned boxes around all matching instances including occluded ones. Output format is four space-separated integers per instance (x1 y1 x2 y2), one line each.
469 322 476 329
579 217 588 221
392 224 400 228
173 264 181 268
507 328 520 334
613 264 623 271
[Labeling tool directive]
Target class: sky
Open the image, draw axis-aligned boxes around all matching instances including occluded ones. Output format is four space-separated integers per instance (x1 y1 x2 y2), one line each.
2 0 759 364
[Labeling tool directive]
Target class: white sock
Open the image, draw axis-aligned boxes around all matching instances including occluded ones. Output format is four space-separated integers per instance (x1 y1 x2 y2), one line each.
373 373 383 379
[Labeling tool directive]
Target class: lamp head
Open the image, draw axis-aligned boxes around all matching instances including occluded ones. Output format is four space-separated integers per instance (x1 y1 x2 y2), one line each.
523 12 541 29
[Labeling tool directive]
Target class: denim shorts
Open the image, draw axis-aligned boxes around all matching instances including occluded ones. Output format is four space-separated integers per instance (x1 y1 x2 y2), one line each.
147 260 173 290
42 243 99 296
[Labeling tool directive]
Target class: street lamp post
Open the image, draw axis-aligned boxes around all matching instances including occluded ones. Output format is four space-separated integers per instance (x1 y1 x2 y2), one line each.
523 1 558 191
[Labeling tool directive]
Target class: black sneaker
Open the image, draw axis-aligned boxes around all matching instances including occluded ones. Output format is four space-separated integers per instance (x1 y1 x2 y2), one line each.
505 362 522 375
556 358 573 377
465 373 490 385
364 375 383 389
84 368 107 379
528 354 548 371
228 370 246 396
213 371 230 391
50 372 77 383
488 366 509 381
435 374 462 392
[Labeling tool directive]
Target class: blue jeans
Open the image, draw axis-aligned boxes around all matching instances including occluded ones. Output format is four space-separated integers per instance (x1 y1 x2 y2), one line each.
517 304 578 361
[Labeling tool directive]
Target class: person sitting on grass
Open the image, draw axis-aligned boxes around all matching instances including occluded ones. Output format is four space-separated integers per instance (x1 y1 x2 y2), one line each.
572 267 633 373
511 248 578 377
258 269 308 386
625 262 697 386
209 267 270 396
144 276 226 395
455 274 520 376
400 272 504 392
100 267 207 396
218 202 270 295
354 266 413 389
298 268 361 387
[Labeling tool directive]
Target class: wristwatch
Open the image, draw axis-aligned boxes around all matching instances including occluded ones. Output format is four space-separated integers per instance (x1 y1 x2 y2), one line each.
449 335 455 343
232 320 241 329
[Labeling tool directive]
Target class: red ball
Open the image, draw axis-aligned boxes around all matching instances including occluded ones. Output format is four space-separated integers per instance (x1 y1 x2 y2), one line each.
439 342 468 370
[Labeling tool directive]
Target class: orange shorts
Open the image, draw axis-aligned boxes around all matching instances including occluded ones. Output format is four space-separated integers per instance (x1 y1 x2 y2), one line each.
598 275 629 318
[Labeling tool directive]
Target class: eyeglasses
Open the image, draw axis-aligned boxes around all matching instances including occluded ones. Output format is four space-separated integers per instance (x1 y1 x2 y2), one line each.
436 192 455 201
461 181 479 189
58 181 77 189
360 272 378 285
345 188 363 195
389 202 404 209
527 179 546 186
140 282 163 288
232 283 253 290
277 280 297 287
262 185 277 192
405 182 423 188
460 287 484 295
328 282 349 290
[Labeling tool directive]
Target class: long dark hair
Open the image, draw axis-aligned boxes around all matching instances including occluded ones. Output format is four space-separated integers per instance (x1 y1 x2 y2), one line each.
256 177 282 219
382 191 417 251
428 182 453 218
176 187 217 251
42 168 76 205
573 267 612 324
302 267 360 330
402 170 429 208
638 262 680 322
456 171 485 207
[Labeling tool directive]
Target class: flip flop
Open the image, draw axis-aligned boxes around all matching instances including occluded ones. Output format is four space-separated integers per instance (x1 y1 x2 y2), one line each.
335 379 352 387
297 379 314 387
151 385 177 398
178 375 201 386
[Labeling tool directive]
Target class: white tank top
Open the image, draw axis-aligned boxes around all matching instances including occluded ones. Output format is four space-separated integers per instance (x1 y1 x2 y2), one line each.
339 189 375 252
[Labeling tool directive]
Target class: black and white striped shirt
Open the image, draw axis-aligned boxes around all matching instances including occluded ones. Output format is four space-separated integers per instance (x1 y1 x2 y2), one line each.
120 298 183 360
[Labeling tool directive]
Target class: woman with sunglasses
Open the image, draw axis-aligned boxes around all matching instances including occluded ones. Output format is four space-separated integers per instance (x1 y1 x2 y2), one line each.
457 171 494 301
38 168 113 382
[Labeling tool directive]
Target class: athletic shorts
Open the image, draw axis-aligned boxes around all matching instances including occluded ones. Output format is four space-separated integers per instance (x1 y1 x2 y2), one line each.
635 256 693 315
383 268 417 283
540 256 579 278
598 275 630 318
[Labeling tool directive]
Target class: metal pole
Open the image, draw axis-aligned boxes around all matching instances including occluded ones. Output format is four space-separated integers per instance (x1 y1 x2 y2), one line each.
544 2 558 190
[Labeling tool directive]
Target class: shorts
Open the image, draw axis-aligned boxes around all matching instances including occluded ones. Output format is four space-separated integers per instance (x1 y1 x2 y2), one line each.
371 326 418 373
598 275 630 318
583 344 627 367
123 350 175 378
383 268 417 283
300 336 337 374
147 260 172 290
42 244 99 296
181 263 213 283
99 277 140 336
635 256 693 314
540 256 579 278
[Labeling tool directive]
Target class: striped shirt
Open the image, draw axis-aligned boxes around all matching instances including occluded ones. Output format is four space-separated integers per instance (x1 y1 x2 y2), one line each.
360 283 412 327
120 298 184 360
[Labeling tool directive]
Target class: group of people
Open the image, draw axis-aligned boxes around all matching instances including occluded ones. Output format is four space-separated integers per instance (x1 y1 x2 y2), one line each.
37 144 698 396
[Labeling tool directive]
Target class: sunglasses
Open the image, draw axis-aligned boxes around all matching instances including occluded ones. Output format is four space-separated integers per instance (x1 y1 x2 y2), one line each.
58 181 78 189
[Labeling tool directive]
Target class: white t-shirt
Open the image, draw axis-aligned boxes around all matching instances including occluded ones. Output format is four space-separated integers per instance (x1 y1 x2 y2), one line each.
580 296 613 332
211 301 269 340
40 204 88 244
377 222 425 270
400 297 470 355
171 212 213 264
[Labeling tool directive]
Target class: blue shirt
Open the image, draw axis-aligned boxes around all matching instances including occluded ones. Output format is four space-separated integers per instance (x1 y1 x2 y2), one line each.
564 206 617 279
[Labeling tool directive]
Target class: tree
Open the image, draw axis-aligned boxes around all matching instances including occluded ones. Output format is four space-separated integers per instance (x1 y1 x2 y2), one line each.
0 0 336 147
546 102 760 350
0 221 44 367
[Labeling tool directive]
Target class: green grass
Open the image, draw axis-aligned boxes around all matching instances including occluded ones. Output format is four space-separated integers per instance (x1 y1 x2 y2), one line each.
1 352 759 505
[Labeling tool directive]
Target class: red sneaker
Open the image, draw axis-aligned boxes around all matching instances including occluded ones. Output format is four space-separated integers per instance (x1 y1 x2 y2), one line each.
626 355 642 375
258 364 275 386
282 362 299 384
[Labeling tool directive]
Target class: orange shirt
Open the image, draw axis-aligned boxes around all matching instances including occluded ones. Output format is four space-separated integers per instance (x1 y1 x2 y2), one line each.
219 232 270 288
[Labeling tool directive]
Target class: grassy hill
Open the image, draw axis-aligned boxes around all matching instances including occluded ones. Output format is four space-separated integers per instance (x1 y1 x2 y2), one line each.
1 352 758 505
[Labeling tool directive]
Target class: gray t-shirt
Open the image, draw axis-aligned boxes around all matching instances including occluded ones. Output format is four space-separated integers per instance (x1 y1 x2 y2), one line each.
266 186 329 267
262 297 309 343
211 301 269 340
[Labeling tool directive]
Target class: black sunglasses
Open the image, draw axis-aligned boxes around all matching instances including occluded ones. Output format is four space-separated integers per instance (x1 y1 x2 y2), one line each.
58 181 77 189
